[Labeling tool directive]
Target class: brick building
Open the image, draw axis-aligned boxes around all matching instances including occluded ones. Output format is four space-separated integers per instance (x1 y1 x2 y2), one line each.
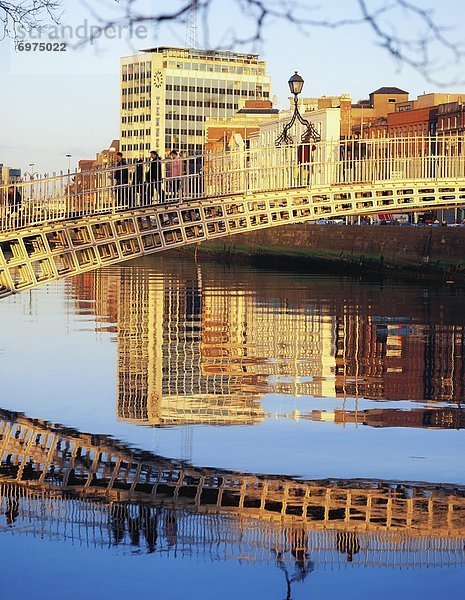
205 100 278 151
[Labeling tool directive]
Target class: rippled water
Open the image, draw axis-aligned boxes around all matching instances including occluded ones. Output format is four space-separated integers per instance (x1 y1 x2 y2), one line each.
0 256 464 599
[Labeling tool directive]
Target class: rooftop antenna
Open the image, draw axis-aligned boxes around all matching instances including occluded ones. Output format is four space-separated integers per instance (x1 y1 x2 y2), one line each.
186 0 199 49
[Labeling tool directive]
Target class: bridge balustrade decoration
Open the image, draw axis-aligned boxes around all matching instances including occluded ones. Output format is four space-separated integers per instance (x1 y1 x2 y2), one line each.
1 136 465 296
0 408 464 567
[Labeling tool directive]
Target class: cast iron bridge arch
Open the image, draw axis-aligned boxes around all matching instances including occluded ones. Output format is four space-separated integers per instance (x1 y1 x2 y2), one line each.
1 135 464 297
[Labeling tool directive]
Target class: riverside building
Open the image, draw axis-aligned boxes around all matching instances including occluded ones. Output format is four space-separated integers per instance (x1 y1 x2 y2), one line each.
120 46 272 161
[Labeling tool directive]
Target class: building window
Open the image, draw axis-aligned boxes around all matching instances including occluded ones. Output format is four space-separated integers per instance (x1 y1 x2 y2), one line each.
388 98 396 103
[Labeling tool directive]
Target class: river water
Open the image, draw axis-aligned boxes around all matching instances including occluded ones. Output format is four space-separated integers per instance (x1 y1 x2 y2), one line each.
0 255 464 599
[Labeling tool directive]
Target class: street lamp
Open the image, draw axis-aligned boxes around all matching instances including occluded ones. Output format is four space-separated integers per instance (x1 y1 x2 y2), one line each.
66 153 72 173
24 163 38 180
276 71 321 146
288 71 304 96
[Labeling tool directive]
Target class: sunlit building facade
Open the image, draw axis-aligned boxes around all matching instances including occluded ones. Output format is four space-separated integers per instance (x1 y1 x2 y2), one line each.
120 46 272 161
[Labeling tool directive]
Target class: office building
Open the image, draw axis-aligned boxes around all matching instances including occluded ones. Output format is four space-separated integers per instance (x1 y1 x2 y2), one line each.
120 46 272 161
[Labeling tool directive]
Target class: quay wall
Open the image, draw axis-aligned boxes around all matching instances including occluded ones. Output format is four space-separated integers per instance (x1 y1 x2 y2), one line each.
173 224 465 284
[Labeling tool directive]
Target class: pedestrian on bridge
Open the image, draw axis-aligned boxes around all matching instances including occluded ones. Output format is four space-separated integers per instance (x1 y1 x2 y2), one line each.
146 150 165 203
296 142 316 186
7 185 22 211
114 151 129 207
166 149 183 200
7 185 22 225
131 160 145 207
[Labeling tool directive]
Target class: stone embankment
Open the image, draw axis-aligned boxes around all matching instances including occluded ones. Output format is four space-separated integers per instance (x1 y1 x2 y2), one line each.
173 224 465 285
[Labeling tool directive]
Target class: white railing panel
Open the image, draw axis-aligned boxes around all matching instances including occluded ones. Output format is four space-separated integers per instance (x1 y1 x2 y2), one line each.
2 136 465 233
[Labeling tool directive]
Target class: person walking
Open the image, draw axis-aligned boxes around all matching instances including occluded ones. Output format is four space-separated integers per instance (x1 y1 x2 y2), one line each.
166 149 183 200
131 159 145 207
114 151 129 206
7 185 22 211
7 185 22 225
146 150 165 203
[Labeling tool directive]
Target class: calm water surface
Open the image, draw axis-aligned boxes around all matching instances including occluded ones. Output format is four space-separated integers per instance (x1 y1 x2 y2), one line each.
0 256 464 599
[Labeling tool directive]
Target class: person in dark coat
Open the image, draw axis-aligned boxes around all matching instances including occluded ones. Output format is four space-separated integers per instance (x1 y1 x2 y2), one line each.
146 150 165 203
132 159 146 206
7 185 22 224
188 154 203 197
114 151 129 206
7 186 22 210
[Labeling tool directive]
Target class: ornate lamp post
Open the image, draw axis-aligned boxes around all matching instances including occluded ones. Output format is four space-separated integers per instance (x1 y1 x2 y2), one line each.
276 72 321 146
24 163 38 181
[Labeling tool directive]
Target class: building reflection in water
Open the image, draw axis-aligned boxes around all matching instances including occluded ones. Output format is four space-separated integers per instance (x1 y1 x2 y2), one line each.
70 260 465 428
0 408 464 570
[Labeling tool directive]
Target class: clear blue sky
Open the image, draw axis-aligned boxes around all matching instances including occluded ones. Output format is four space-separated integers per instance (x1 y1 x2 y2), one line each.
1 0 465 174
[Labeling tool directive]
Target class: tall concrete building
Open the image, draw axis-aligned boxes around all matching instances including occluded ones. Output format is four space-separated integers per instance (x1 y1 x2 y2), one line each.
120 46 272 161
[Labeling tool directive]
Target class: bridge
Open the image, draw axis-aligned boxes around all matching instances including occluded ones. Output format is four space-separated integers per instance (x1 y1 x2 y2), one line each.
1 408 465 568
1 135 464 297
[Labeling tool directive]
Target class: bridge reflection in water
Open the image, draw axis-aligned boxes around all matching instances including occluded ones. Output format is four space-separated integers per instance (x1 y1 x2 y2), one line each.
0 408 464 570
67 262 465 428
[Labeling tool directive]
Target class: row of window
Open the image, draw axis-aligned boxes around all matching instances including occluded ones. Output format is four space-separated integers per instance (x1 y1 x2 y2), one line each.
389 124 431 136
166 99 242 108
166 84 266 95
122 101 152 110
164 137 202 152
121 85 269 99
166 60 265 75
166 114 204 122
439 116 461 129
121 143 152 152
122 87 151 95
122 115 155 123
121 71 152 81
121 129 152 137
165 128 204 136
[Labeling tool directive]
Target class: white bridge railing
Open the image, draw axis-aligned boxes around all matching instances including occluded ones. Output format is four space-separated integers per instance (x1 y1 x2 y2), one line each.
1 135 465 233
